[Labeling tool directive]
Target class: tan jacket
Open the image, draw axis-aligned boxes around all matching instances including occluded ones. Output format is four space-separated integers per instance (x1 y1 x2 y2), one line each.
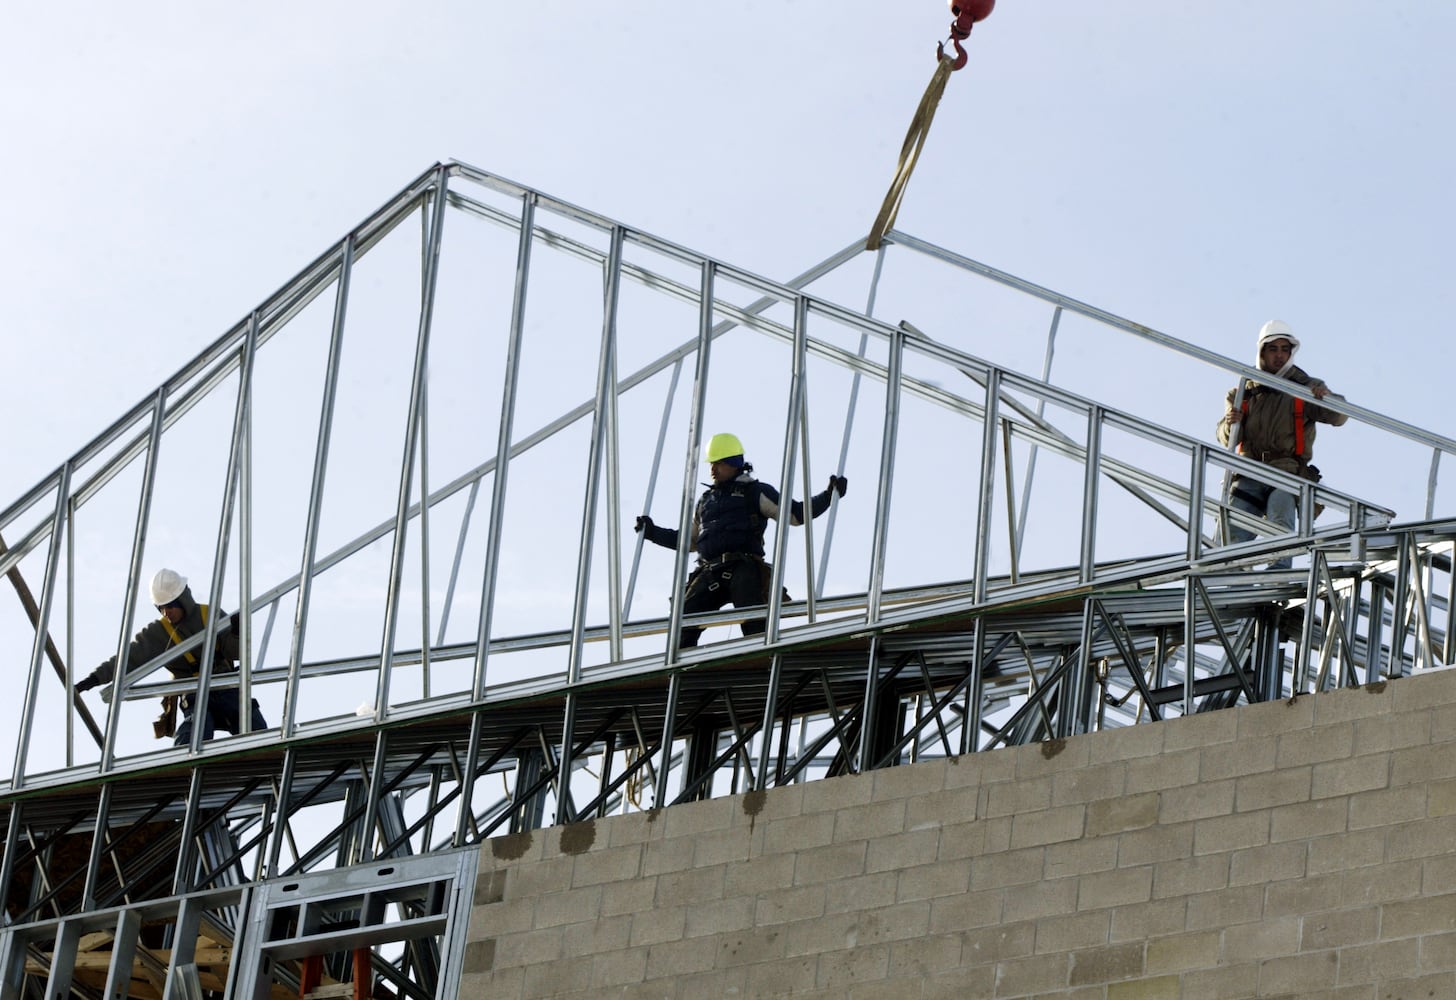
1217 364 1347 478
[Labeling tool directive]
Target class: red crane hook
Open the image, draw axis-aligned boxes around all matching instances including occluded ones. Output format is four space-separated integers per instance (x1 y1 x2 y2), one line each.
936 0 995 70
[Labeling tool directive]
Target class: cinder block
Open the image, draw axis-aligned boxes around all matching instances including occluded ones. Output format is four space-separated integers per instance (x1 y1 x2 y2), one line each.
983 772 1053 818
943 745 1017 789
817 873 896 923
936 818 987 862
1179 962 1258 1000
1118 822 1195 868
1419 930 1456 971
1381 893 1456 939
691 825 754 869
927 887 1005 934
508 855 575 898
1312 680 1395 725
1192 810 1270 856
906 785 979 830
870 758 948 800
1068 941 1146 986
470 897 534 937
520 952 592 997
1184 885 1265 931
785 901 928 957
660 795 736 839
1221 913 1300 961
563 915 632 956
800 771 874 814
866 827 940 874
1275 720 1354 767
1269 797 1348 843
1088 721 1166 765
495 925 566 968
1109 898 1187 943
1145 929 1220 974
731 779 804 828
627 903 686 948
1336 935 1420 982
1304 827 1383 876
742 955 817 994
1228 841 1307 887
662 965 746 998
960 918 1035 965
991 952 1070 995
1254 949 1339 994
1107 973 1180 999
599 876 656 917
1386 815 1456 861
1420 853 1456 895
758 810 835 856
896 858 973 902
1354 710 1432 756
969 846 1044 890
813 940 890 989
717 924 790 968
1152 854 1230 900
655 865 726 908
1017 733 1093 777
754 884 827 926
1032 910 1111 954
1299 907 1378 951
1125 747 1201 794
1163 706 1239 751
1391 742 1456 787
1199 735 1277 781
535 885 602 928
639 834 694 877
887 932 968 979
1051 760 1128 806
831 797 906 843
1087 792 1159 838
1347 785 1427 831
1234 766 1312 812
1045 835 1120 880
922 965 998 998
604 809 660 849
724 852 795 898
1311 752 1391 801
642 936 717 979
1236 694 1314 739
588 947 647 989
1368 972 1456 1000
1391 667 1456 712
1159 780 1235 825
1077 866 1153 911
1002 876 1078 924
792 840 867 886
569 843 644 887
1010 803 1087 849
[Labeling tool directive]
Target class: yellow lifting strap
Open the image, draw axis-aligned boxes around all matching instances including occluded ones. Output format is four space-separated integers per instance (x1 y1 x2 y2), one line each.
865 54 955 252
159 604 209 666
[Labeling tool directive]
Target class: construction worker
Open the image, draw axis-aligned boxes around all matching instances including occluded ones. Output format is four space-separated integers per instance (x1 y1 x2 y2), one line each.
635 433 848 648
1217 320 1347 569
73 568 267 745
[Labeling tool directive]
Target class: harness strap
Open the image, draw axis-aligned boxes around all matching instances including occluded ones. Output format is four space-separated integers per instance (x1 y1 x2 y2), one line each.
1238 394 1307 460
159 604 208 665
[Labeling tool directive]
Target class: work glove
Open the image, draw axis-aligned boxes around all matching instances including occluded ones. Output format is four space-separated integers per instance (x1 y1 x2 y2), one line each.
230 610 241 634
828 475 848 498
74 675 99 693
101 684 114 705
634 515 654 534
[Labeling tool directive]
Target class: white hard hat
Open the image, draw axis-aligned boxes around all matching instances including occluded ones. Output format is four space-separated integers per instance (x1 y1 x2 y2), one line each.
1257 319 1299 351
149 568 188 606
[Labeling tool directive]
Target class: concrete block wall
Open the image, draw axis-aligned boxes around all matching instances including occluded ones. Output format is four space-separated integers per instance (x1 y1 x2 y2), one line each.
461 666 1456 998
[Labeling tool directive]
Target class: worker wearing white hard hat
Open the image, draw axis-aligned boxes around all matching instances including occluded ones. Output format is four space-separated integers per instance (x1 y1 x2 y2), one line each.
74 568 267 745
1217 321 1348 570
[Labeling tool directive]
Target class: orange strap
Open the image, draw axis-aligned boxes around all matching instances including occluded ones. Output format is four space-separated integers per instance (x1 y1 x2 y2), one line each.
1238 395 1305 459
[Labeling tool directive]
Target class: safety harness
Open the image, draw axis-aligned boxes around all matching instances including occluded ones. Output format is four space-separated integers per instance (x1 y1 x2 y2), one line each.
153 605 210 739
1238 394 1305 460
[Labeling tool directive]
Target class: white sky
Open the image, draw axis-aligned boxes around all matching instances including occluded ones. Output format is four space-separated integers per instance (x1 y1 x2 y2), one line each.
4 0 1454 511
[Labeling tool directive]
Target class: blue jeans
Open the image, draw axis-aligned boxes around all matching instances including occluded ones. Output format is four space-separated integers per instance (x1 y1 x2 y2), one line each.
175 688 268 746
1229 480 1297 570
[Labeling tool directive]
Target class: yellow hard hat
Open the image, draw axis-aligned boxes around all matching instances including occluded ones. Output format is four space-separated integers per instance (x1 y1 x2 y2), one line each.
705 433 744 463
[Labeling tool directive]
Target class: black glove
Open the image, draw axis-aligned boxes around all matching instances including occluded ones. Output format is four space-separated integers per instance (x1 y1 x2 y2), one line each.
635 515 654 534
74 675 99 693
828 475 848 498
230 611 241 634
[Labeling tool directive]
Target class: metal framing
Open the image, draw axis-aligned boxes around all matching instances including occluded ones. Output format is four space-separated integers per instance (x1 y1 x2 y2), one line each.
3 161 1456 995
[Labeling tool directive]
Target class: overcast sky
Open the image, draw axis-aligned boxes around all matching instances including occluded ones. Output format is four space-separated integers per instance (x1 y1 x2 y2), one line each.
4 0 1454 510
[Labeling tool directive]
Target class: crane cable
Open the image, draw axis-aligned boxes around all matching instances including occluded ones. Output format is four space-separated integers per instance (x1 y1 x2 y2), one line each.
866 1 995 251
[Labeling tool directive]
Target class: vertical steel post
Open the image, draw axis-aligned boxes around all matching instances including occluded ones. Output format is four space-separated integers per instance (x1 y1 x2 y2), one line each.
866 326 904 625
285 235 354 736
376 167 450 719
471 192 536 700
767 296 808 643
1014 305 1061 555
972 369 1001 604
1080 407 1104 584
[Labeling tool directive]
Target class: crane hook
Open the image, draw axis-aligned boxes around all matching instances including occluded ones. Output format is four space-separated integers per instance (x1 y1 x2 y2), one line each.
937 0 994 71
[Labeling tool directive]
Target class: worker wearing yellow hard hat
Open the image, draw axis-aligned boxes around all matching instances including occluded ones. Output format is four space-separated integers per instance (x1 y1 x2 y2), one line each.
635 434 847 648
